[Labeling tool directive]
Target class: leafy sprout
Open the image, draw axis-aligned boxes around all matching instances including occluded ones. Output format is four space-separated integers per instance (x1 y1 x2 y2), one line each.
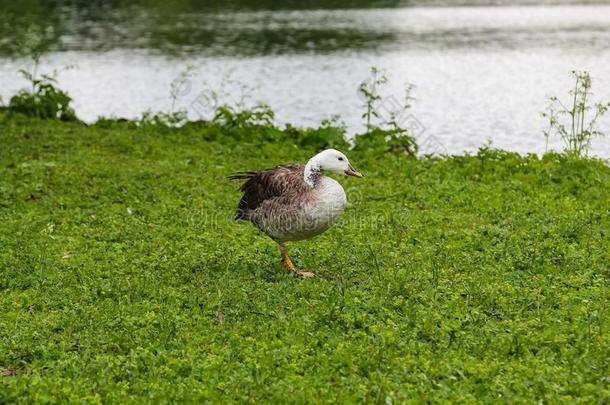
542 70 610 158
356 67 419 156
6 70 76 120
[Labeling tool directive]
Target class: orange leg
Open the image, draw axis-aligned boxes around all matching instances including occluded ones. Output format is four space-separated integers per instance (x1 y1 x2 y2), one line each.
278 244 315 278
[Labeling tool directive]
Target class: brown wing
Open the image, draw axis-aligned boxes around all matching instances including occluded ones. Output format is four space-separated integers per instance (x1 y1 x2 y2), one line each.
229 164 306 220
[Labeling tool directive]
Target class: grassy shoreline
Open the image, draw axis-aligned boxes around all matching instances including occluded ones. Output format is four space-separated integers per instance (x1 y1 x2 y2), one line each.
1 115 609 403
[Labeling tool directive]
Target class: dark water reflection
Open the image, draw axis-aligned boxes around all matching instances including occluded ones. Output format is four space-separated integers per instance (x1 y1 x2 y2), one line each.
0 0 401 56
2 0 609 56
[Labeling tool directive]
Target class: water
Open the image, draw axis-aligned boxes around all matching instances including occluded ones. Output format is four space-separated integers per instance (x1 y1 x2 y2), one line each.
1 2 609 157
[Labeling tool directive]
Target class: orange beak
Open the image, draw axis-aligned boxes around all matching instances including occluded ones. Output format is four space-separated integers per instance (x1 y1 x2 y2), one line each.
345 164 363 178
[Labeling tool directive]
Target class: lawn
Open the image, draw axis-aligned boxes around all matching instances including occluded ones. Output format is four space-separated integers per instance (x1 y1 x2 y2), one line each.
0 114 609 403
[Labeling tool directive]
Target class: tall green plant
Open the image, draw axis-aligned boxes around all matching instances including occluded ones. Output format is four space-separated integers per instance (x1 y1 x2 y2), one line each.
7 70 75 120
356 67 418 156
359 66 387 131
1 22 76 121
542 70 610 158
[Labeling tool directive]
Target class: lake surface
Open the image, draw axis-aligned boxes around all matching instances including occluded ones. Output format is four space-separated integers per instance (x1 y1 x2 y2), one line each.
1 1 609 156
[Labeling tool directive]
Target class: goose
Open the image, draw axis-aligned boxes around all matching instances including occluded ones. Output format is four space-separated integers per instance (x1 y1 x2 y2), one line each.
230 149 362 277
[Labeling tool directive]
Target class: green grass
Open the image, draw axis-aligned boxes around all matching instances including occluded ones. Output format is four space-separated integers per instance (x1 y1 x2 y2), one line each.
0 114 609 403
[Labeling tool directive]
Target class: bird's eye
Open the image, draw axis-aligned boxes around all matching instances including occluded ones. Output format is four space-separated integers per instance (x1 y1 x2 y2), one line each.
338 157 344 161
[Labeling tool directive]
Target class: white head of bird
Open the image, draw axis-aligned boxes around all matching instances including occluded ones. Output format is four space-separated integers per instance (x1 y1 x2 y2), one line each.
304 149 362 186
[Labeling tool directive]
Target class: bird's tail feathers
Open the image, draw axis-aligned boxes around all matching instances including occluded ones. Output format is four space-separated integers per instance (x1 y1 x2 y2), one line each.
235 208 251 221
227 172 257 181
